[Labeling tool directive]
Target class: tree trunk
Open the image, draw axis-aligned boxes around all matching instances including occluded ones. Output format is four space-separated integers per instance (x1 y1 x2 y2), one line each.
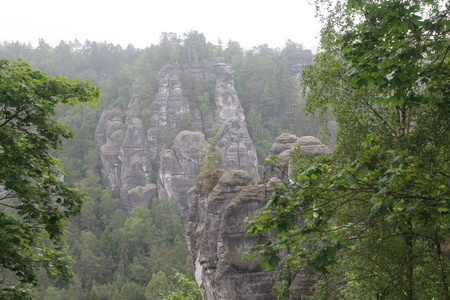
404 219 414 300
434 222 449 300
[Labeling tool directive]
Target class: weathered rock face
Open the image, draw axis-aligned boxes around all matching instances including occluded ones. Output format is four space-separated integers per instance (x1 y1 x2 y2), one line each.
287 49 313 74
267 133 332 181
186 170 277 300
186 134 330 299
95 59 259 216
158 131 206 221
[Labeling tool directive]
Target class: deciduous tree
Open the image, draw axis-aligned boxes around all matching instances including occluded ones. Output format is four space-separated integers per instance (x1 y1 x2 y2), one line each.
0 60 99 298
246 1 449 299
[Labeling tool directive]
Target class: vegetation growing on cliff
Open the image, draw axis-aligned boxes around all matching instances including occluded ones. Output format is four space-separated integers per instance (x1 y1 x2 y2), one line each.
198 137 221 179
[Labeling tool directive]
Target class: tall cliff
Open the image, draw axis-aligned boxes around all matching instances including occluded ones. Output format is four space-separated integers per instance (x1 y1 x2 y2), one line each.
186 133 330 299
95 59 259 219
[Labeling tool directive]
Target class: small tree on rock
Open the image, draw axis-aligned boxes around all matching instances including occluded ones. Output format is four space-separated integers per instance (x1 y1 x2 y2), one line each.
198 137 220 179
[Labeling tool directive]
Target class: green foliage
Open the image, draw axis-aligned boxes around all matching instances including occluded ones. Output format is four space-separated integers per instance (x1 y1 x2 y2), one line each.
177 114 195 131
198 137 221 179
145 271 170 300
247 1 450 299
198 92 211 114
162 272 204 300
341 1 449 109
210 123 220 138
180 73 215 118
180 31 212 63
0 60 99 298
154 32 182 66
180 71 202 107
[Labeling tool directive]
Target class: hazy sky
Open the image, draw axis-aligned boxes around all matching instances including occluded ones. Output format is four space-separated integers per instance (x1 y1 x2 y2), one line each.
2 0 323 51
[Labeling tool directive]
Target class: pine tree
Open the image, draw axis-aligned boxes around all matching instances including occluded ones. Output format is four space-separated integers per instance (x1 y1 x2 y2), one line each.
198 137 220 179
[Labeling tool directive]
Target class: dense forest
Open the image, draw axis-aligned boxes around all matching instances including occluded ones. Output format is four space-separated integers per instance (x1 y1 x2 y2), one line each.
0 33 321 299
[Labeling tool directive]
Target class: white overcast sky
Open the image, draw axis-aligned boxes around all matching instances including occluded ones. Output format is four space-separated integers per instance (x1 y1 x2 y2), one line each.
2 0 323 51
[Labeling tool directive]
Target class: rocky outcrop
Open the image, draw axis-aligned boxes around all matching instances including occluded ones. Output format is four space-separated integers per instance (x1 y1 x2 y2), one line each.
95 59 259 216
186 170 277 300
158 131 206 221
186 134 330 299
266 133 331 181
287 49 313 74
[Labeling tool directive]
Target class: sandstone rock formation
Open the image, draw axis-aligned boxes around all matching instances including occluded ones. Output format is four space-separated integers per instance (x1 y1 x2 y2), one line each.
186 170 277 299
287 49 313 74
95 54 327 298
186 133 330 299
266 133 332 181
95 59 259 217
